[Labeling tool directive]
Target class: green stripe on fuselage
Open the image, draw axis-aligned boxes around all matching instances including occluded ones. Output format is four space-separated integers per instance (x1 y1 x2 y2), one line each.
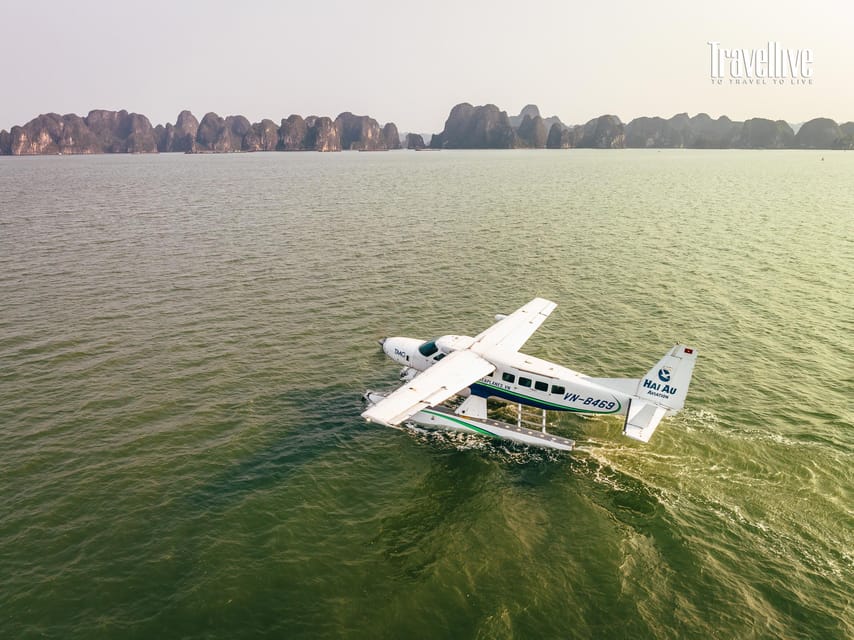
472 383 621 414
421 409 498 438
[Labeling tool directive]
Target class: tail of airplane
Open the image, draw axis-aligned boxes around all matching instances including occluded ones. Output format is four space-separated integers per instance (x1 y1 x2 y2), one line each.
623 345 698 443
636 345 697 413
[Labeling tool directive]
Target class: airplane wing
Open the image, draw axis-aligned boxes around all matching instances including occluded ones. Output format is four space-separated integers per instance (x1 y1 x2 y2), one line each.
471 297 556 355
361 349 495 427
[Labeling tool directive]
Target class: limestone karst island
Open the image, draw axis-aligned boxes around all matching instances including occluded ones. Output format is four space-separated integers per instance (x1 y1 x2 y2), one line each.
2 103 852 155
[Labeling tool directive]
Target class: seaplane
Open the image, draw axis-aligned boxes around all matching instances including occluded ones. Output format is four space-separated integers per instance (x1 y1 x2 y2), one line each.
362 298 697 451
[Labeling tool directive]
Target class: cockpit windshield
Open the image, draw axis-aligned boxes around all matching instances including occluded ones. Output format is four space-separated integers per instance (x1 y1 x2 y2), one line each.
418 340 439 357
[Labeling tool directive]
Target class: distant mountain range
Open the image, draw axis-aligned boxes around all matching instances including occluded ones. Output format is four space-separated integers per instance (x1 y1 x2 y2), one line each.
0 110 400 155
2 104 852 155
428 104 854 150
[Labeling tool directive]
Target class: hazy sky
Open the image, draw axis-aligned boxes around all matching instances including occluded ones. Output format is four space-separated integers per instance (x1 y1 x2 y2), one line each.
2 0 852 132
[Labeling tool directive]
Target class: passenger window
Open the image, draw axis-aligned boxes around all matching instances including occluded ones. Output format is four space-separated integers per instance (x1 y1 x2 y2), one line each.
551 385 565 395
502 372 515 383
434 353 445 361
519 377 532 387
534 381 548 392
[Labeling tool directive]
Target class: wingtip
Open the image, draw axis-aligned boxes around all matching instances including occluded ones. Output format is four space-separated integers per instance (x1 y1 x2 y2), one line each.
361 409 391 428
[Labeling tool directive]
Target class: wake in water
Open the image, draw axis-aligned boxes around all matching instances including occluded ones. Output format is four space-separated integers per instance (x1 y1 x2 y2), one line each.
398 422 568 464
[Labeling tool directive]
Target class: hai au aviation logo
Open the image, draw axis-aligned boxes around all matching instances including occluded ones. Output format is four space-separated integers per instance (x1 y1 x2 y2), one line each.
708 41 813 85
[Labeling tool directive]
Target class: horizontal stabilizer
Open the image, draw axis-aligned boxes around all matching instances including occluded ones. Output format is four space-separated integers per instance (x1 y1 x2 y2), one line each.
623 399 668 443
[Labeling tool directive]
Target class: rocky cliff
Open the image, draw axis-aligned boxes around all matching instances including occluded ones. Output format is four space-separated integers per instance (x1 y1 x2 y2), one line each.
509 105 564 133
508 104 541 128
737 118 794 149
684 113 740 148
432 103 624 150
304 116 341 152
382 122 401 150
8 113 94 155
625 114 687 148
578 115 625 148
2 106 852 154
275 114 345 152
5 110 158 155
546 122 583 149
279 115 309 150
86 110 158 153
194 113 253 152
243 119 279 152
0 109 400 154
837 122 854 150
623 113 801 148
336 112 384 150
794 118 843 149
516 114 548 148
430 103 518 149
155 110 199 152
405 133 426 150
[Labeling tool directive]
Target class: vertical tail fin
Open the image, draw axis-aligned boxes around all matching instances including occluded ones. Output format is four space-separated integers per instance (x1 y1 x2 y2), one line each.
635 345 698 413
623 345 697 443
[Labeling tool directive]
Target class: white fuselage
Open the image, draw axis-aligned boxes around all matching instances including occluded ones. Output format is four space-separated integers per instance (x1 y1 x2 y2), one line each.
381 335 637 417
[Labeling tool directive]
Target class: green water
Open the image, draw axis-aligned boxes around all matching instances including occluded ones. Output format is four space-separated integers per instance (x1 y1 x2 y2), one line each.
1 150 851 639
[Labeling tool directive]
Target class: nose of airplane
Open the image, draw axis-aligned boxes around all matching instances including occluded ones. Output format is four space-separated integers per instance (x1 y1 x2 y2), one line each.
378 337 386 348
